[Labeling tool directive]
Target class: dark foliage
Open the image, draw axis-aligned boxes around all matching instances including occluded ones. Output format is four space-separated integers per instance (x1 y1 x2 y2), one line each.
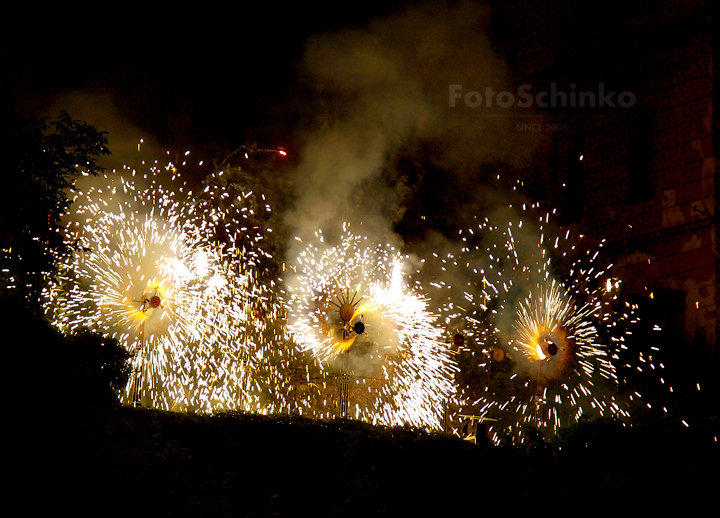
6 297 130 410
59 408 494 517
34 405 716 517
0 109 109 310
60 330 132 407
7 295 129 513
548 415 719 512
13 287 716 515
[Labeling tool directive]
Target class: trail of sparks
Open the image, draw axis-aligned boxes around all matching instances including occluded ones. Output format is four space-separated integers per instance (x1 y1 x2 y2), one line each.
44 163 290 413
422 205 645 442
284 225 456 429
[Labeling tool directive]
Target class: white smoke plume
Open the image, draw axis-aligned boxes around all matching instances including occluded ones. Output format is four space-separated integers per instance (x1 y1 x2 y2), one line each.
285 1 537 255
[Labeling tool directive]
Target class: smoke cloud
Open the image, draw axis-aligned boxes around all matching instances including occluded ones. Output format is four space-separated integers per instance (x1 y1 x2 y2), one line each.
279 2 546 386
285 1 537 256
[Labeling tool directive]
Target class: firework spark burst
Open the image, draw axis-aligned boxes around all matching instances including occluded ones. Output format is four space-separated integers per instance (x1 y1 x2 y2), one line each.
423 205 643 441
44 162 288 412
284 225 456 429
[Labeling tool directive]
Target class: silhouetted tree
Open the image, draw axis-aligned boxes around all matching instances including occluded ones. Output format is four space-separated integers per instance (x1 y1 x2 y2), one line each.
62 330 132 408
0 110 109 311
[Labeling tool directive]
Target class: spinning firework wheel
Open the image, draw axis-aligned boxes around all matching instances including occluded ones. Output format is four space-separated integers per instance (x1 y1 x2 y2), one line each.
422 207 639 442
129 286 165 406
324 288 369 417
45 170 285 413
327 288 368 351
286 228 455 428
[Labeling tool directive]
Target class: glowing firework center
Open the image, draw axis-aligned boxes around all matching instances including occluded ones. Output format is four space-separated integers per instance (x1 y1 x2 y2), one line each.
69 213 227 406
429 209 636 441
512 279 607 383
529 329 564 362
325 287 370 357
286 230 456 429
46 172 280 412
140 287 163 313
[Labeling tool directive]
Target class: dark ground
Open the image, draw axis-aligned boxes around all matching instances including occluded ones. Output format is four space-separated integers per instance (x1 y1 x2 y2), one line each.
9 298 718 517
33 404 718 517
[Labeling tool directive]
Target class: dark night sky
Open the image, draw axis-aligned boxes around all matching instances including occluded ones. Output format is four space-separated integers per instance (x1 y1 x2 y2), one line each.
3 3 412 153
3 1 536 238
7 1 705 242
